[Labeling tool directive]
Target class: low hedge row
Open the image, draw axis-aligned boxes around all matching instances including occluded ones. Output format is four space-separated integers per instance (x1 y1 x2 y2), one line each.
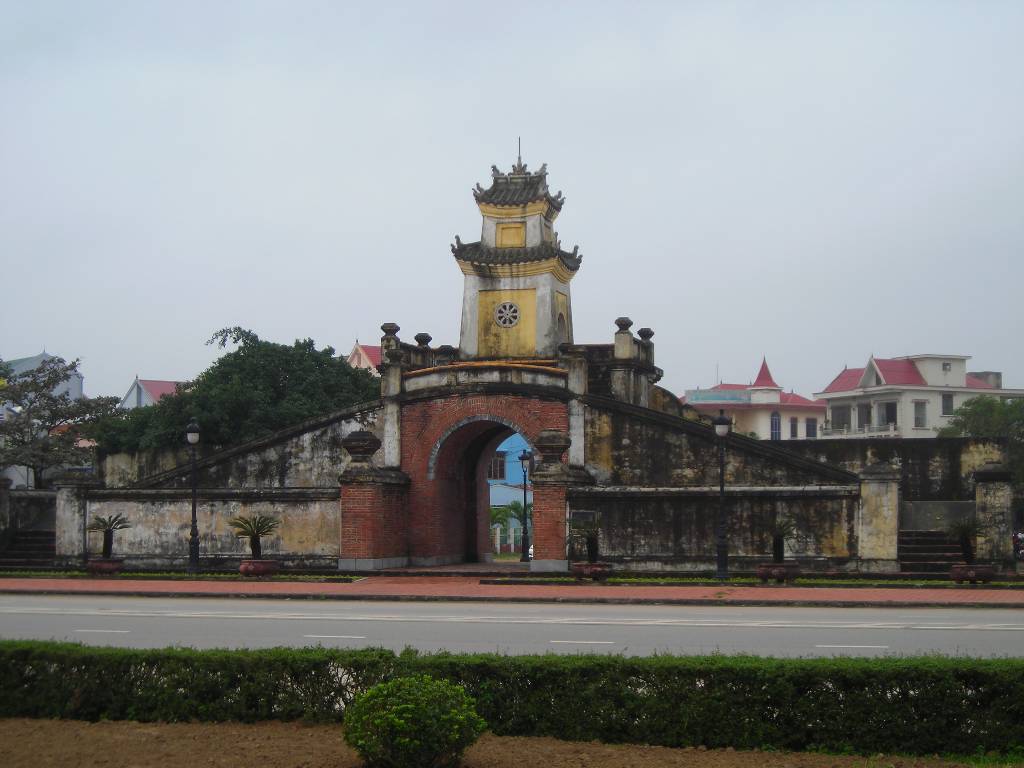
2 641 1022 756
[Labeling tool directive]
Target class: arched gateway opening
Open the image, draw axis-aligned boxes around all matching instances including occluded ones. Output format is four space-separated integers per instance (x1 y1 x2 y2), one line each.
421 417 530 565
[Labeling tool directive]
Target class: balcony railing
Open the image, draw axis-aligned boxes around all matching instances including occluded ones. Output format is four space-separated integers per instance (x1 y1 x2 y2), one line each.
820 423 900 438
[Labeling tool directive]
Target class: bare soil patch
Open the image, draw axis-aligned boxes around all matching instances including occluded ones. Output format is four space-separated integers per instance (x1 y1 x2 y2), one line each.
1 719 1014 768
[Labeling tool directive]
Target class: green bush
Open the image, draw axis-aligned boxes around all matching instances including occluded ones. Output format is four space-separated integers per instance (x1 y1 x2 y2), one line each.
343 675 486 768
2 641 1024 756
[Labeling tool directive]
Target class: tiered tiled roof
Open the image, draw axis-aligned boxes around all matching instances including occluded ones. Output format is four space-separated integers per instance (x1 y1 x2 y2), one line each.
452 240 582 272
872 358 926 386
473 160 565 211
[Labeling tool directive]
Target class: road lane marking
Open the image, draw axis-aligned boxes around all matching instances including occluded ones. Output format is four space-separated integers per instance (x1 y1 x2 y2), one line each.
74 629 131 634
3 607 1023 633
550 640 615 645
815 644 888 649
303 635 366 639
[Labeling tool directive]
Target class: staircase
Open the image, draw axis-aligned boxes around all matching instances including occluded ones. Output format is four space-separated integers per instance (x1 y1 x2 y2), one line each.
897 530 962 574
0 529 56 567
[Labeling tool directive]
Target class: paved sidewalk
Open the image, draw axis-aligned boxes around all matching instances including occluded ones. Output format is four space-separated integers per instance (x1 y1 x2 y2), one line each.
1 576 1023 608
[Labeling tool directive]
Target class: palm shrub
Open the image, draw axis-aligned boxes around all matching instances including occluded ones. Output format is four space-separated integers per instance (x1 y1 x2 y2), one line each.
227 514 280 559
768 513 797 563
343 675 486 768
86 514 131 559
947 517 985 564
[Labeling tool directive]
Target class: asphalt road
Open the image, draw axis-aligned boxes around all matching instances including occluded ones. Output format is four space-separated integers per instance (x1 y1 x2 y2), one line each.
0 594 1022 657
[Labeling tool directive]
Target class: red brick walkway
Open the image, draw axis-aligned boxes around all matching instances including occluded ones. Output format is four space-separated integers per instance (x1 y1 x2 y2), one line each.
1 576 1022 607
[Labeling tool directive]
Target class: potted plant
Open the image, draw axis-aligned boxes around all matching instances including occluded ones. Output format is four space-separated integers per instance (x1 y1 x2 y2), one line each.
85 513 131 575
228 514 282 576
756 513 801 584
569 516 611 582
948 517 994 584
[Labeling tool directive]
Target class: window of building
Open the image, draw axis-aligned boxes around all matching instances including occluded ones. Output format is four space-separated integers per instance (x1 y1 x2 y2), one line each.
831 405 851 431
488 451 506 480
857 403 872 431
789 417 798 439
914 401 927 428
942 393 954 416
881 401 898 427
806 418 817 439
942 361 952 372
770 412 781 441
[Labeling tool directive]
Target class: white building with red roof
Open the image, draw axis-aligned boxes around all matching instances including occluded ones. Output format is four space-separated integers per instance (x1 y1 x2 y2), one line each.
815 354 1024 438
119 378 182 410
345 342 382 376
683 359 826 441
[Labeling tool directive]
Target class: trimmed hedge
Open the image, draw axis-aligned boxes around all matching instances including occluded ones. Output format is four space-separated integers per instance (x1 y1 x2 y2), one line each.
1 641 1023 756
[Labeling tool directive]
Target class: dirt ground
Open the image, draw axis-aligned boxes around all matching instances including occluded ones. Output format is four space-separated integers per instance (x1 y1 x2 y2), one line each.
1 719 1016 768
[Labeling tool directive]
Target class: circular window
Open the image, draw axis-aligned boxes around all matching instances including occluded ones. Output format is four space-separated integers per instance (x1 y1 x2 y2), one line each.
494 302 520 328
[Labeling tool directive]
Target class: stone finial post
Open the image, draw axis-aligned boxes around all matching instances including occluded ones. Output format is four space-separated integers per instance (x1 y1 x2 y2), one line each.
414 333 432 347
637 327 654 366
856 462 900 573
613 317 635 359
377 324 404 466
339 431 410 571
974 462 1013 569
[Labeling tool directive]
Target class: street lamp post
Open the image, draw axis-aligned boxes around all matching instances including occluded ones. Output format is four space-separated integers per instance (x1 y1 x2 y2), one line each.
186 418 200 574
711 409 732 580
519 449 532 562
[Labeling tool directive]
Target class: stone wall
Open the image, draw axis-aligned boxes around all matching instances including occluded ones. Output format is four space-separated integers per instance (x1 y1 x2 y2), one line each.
782 437 1005 501
101 402 382 490
568 487 859 571
57 487 341 568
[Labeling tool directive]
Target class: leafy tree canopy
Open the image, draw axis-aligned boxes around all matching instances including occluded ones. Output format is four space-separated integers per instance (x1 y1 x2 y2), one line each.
938 395 1024 486
0 356 120 487
91 328 380 454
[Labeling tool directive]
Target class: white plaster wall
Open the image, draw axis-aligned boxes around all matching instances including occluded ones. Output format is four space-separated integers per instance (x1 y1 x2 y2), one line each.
912 357 967 387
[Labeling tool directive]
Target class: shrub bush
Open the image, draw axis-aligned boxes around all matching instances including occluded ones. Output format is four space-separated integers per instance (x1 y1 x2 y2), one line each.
2 641 1023 756
343 675 486 768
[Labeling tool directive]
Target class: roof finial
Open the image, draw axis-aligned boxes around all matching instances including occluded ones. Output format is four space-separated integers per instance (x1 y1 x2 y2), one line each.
512 137 527 174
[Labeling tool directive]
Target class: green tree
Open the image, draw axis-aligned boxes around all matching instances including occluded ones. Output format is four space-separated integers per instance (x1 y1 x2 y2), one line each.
91 328 380 454
938 395 1024 486
0 356 119 487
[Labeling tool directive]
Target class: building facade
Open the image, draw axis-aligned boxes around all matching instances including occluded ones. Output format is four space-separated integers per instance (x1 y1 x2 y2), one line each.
816 355 1024 438
684 359 826 440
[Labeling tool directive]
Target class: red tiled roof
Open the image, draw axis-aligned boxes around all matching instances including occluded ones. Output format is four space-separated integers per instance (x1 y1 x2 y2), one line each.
873 358 926 386
966 374 995 389
710 383 749 391
357 345 382 367
752 358 780 388
780 392 826 410
821 367 865 394
139 380 181 401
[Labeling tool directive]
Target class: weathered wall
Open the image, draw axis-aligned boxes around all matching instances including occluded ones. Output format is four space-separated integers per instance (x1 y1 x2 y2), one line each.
101 403 382 490
783 437 1005 501
583 396 856 488
568 488 858 571
58 488 342 568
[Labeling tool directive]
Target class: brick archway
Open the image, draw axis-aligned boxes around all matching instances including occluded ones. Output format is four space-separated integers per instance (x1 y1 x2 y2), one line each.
401 393 569 566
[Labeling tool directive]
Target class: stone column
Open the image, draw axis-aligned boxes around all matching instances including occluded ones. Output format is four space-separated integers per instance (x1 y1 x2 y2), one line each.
530 429 593 573
379 323 404 468
974 462 1013 569
856 462 900 573
338 430 410 571
610 317 635 403
53 474 101 567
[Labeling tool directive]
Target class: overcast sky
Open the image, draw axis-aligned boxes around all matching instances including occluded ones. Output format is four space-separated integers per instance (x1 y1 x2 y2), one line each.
2 1 1022 401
